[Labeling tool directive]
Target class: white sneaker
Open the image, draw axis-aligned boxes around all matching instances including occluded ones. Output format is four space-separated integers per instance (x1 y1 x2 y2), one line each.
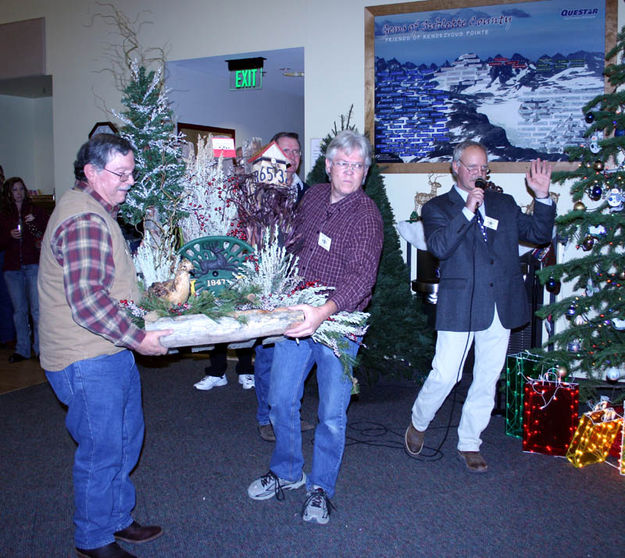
238 374 255 390
247 471 307 501
194 374 227 390
301 487 334 525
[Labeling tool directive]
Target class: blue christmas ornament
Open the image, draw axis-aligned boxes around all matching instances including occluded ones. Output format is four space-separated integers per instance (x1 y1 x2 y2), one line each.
588 184 603 201
567 340 581 353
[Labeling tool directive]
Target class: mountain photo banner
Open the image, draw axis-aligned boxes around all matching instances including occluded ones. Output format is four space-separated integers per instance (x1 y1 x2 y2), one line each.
365 0 617 173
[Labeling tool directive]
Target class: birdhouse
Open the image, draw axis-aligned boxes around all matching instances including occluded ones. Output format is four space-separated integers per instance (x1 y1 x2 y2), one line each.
248 141 289 186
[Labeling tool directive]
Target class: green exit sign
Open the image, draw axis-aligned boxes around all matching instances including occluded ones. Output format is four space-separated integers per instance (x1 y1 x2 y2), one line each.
231 68 263 90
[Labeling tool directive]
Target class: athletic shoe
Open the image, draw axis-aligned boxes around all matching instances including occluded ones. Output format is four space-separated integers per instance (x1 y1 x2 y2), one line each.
301 487 334 525
247 470 306 501
238 374 255 390
193 374 227 390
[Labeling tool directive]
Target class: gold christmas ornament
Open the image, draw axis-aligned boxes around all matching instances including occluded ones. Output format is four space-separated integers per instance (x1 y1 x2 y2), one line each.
574 201 587 211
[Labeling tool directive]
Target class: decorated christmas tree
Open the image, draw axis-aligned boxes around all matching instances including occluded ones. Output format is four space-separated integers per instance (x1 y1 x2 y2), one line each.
307 110 434 383
537 28 625 386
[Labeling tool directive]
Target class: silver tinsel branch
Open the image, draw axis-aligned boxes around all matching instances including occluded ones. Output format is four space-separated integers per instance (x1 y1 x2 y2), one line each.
178 135 238 242
232 230 369 367
133 221 180 287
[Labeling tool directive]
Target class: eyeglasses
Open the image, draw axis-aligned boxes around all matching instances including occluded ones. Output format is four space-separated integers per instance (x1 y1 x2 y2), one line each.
281 148 301 157
103 168 135 182
332 160 366 172
458 160 489 174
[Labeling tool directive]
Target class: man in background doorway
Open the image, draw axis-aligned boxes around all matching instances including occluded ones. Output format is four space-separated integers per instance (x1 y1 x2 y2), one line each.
253 132 313 442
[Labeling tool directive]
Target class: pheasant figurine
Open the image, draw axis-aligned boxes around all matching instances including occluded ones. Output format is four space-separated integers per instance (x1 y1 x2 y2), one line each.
147 259 195 305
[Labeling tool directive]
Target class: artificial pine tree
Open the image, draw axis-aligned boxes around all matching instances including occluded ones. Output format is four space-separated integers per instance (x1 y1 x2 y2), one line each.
306 110 434 383
114 62 186 229
96 4 187 283
536 28 625 386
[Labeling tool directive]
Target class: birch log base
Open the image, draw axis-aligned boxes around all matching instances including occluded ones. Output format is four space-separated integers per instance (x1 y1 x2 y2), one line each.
144 308 305 349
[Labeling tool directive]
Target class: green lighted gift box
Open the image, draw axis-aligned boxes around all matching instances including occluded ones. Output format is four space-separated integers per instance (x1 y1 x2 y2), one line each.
505 351 561 439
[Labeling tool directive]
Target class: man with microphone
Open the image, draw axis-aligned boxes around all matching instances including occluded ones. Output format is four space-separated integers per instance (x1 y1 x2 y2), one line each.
404 140 555 472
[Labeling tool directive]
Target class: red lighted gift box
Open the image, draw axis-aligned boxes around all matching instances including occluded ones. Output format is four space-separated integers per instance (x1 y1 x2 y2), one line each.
609 405 624 458
522 378 579 456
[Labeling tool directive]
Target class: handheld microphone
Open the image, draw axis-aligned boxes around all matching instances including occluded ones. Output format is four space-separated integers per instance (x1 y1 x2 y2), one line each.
474 178 488 190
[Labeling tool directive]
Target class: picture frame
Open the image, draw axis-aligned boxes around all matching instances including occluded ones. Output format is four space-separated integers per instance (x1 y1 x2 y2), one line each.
365 0 617 173
88 121 118 138
177 123 236 157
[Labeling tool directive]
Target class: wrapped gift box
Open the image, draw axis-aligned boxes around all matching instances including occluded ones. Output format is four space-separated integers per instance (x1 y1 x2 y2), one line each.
522 378 579 456
505 352 559 439
566 403 622 468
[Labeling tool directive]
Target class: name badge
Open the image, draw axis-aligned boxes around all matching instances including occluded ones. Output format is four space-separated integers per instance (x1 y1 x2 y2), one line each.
318 232 332 251
484 216 498 230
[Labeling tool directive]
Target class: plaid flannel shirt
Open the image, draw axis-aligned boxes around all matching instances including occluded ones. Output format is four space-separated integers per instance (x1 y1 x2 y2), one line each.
49 182 145 349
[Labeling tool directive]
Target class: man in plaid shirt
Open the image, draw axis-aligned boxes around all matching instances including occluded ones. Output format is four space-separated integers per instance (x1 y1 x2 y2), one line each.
247 130 384 525
38 134 172 558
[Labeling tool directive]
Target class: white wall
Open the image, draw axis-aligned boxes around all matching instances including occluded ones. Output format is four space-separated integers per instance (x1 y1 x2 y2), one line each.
167 58 304 157
0 94 52 192
0 0 622 220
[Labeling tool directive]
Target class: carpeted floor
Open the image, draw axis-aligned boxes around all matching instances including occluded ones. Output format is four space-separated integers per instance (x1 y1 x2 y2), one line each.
1 353 623 557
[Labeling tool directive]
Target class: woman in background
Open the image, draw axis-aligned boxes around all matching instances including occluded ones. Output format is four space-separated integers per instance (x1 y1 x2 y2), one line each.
0 166 16 348
0 177 49 362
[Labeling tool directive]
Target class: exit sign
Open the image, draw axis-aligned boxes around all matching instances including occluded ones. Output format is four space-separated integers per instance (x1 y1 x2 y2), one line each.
230 68 263 90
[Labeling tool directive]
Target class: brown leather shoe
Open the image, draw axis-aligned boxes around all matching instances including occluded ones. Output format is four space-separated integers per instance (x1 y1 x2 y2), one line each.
404 424 425 456
113 521 163 544
76 542 136 558
258 423 276 442
457 451 488 473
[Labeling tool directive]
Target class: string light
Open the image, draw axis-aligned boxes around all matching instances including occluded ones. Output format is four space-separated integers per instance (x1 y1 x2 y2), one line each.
522 371 579 456
505 352 561 439
566 402 623 468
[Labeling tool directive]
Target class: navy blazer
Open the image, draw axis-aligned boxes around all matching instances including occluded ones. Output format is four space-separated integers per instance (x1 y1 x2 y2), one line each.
422 187 556 332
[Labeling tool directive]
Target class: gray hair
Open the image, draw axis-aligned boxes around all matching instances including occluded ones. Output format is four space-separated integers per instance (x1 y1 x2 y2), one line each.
452 140 487 164
74 133 134 181
326 130 372 168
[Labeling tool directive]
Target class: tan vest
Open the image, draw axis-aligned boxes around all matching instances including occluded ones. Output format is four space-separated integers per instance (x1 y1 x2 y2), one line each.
38 189 141 371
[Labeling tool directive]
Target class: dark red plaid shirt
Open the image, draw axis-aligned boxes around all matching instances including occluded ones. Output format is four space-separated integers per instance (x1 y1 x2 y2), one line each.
49 182 145 349
290 183 383 312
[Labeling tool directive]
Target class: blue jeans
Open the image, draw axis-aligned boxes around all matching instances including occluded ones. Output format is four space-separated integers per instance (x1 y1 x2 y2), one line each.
254 344 273 425
4 264 39 357
0 252 16 343
45 350 143 549
268 337 359 498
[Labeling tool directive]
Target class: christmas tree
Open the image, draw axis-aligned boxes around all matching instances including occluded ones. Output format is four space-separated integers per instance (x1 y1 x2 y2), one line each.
114 62 186 230
306 109 434 384
537 28 625 385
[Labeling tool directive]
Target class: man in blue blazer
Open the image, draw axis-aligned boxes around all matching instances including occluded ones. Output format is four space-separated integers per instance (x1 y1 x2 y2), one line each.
404 140 556 472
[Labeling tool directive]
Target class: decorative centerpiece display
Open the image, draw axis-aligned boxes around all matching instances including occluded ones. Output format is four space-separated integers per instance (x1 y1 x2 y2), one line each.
132 229 369 373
